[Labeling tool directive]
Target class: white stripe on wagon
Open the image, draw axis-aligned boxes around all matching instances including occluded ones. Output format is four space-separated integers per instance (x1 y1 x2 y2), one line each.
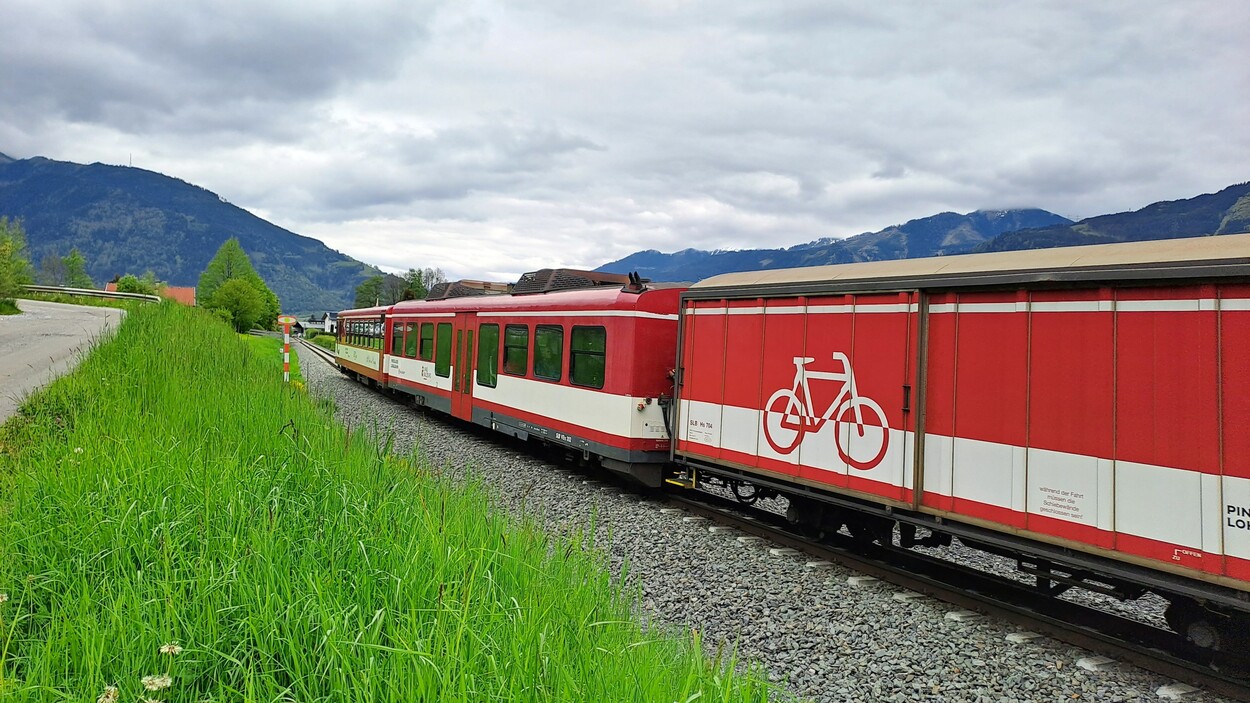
691 299 1250 316
677 398 1246 562
687 303 919 316
476 375 670 440
390 356 669 441
390 312 457 319
1116 299 1213 312
336 345 381 371
477 310 678 320
1029 301 1114 313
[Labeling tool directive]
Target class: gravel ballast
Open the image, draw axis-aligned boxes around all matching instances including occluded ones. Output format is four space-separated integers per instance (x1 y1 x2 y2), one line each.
300 346 1235 703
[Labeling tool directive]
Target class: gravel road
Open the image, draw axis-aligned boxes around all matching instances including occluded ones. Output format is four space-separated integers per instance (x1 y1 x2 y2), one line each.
300 345 1234 703
0 299 124 423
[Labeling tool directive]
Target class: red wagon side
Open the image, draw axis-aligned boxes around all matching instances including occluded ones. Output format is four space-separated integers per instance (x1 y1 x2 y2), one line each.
674 234 1250 648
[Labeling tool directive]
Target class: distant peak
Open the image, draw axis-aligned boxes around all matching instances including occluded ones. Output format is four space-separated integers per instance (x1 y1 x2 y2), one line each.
0 151 14 164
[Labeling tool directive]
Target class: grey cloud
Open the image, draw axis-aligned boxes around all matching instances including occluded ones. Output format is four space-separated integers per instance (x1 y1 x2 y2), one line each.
2 0 1248 280
0 0 437 136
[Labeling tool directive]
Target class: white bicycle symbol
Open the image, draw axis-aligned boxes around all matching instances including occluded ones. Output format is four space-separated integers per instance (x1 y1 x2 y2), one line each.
761 352 890 470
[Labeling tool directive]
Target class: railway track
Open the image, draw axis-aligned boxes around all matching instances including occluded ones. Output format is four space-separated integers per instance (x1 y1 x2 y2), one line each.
296 337 337 365
666 488 1250 702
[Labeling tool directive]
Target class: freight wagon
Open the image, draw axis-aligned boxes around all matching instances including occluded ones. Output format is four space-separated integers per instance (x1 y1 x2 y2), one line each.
673 234 1250 652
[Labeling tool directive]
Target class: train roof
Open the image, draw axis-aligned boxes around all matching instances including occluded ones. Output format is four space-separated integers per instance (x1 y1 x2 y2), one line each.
337 304 390 317
688 232 1250 296
369 283 685 318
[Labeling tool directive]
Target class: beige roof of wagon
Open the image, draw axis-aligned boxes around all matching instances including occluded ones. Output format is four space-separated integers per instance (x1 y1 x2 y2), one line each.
691 232 1250 289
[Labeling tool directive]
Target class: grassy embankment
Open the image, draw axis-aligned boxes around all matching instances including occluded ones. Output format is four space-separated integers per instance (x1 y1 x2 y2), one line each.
240 333 305 387
306 332 338 353
0 303 768 702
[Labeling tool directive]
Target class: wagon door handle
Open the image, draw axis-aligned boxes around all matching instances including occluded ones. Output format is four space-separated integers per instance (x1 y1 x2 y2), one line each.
902 385 911 413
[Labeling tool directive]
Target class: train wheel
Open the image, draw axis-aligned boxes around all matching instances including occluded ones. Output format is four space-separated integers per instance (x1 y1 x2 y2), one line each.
1165 598 1238 652
731 482 760 505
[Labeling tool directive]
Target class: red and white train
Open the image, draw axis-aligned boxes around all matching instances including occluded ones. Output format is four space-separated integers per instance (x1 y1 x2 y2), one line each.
336 270 683 486
336 234 1250 654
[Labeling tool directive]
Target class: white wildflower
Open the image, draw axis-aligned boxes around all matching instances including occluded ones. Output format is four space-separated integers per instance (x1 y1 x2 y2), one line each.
96 685 119 703
74 447 84 454
141 673 172 691
159 642 183 656
0 592 8 604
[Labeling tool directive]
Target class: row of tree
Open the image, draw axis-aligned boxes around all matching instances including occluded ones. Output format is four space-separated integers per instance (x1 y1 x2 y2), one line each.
0 218 281 332
4 216 446 329
37 248 94 288
353 267 446 308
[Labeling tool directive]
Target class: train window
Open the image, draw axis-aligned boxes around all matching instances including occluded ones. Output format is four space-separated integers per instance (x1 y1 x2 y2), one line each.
503 325 528 375
391 321 404 355
404 323 418 358
477 324 499 388
534 325 563 381
420 323 435 361
435 322 452 377
570 326 606 389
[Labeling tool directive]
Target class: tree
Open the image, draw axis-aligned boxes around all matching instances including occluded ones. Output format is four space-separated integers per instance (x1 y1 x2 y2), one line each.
353 267 446 308
39 251 67 285
0 217 34 308
63 249 94 288
198 238 280 330
381 274 408 305
354 274 385 308
209 278 265 332
407 265 447 297
401 267 446 300
114 272 161 295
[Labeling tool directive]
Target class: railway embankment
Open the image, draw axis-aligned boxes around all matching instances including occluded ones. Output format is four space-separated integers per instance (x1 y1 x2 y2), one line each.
0 303 770 702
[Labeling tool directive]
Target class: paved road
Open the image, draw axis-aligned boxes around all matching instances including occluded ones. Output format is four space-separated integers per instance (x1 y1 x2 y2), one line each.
0 299 125 423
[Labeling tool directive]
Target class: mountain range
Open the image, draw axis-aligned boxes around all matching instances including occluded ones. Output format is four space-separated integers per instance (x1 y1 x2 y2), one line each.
597 182 1250 282
0 153 380 313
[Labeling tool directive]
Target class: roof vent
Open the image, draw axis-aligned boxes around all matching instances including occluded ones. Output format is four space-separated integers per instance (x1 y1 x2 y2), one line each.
513 268 646 295
426 279 513 300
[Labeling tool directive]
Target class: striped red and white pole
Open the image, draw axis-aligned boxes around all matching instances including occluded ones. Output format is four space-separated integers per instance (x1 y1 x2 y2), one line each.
277 315 297 383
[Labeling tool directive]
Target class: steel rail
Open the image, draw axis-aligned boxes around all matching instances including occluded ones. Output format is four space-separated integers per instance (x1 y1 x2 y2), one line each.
296 337 337 366
665 490 1250 703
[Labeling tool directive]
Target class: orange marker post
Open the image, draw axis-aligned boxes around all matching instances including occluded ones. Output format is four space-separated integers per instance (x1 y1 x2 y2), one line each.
277 315 297 382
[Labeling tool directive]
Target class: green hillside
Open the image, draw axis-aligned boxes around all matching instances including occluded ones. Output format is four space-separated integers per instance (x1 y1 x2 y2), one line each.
0 154 381 313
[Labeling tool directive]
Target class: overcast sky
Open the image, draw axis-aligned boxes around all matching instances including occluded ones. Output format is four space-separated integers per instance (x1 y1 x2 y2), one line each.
2 2 1248 281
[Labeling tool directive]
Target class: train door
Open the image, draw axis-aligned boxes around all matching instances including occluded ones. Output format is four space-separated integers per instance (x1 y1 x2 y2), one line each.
451 312 477 421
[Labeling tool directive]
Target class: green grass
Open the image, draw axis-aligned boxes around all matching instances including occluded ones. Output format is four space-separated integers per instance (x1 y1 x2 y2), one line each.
309 334 337 353
0 299 18 315
0 304 769 702
240 333 304 386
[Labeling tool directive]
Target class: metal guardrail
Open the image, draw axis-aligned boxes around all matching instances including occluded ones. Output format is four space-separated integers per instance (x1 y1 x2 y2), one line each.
22 284 162 303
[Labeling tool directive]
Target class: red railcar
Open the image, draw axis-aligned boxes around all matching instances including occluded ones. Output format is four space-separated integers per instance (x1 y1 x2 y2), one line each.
339 271 684 485
674 234 1250 648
